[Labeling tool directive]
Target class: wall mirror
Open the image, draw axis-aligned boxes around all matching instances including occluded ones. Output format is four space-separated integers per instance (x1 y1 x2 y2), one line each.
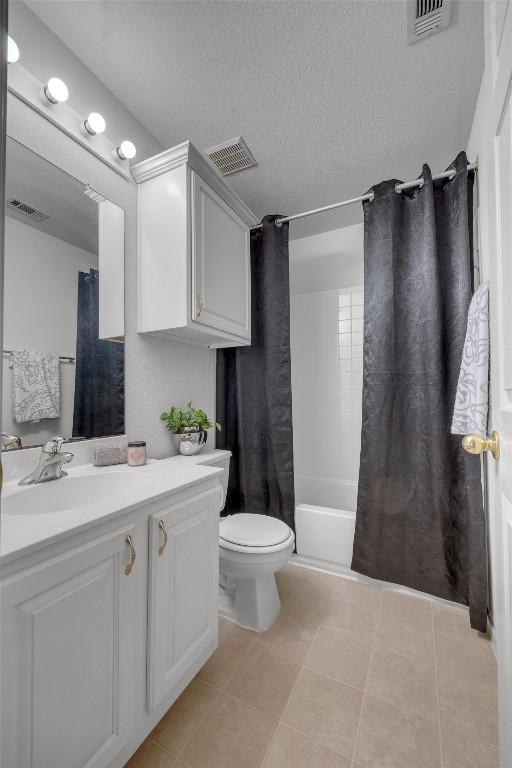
2 137 125 450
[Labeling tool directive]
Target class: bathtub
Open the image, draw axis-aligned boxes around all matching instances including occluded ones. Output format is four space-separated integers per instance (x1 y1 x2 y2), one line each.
294 475 357 568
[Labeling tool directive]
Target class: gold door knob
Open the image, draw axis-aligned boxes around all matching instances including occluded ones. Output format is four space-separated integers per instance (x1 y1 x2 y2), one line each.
462 431 500 460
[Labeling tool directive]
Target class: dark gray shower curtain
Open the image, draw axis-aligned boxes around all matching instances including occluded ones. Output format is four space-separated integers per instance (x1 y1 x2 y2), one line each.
72 268 124 439
351 152 487 631
216 215 295 531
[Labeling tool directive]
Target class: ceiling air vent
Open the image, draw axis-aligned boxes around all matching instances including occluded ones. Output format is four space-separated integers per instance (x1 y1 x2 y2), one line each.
206 137 257 176
7 197 49 223
407 0 451 45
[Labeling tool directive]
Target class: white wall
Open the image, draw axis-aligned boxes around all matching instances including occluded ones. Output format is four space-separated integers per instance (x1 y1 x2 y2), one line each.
2 216 97 447
6 45 216 460
290 224 363 295
9 2 164 163
289 224 364 511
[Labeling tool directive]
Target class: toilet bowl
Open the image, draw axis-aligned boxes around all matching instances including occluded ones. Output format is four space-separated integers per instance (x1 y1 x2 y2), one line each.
185 451 294 632
219 513 295 631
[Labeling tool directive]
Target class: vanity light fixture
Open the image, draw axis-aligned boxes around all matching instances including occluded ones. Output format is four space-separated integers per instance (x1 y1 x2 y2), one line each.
83 111 106 135
43 77 69 104
7 36 19 63
116 140 136 161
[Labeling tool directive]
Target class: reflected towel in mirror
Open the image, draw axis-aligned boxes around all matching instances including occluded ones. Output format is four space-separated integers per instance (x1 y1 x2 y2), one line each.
11 349 60 423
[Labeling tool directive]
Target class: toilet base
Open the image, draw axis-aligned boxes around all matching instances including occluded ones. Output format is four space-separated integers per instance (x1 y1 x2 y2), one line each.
218 573 281 632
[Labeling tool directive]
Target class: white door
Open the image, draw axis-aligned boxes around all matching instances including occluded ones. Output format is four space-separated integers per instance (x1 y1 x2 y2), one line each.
191 171 251 340
477 3 512 765
146 488 220 711
1 526 136 768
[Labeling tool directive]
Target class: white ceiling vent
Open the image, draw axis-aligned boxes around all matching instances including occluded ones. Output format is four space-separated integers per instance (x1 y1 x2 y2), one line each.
7 197 49 223
407 0 451 45
206 137 257 176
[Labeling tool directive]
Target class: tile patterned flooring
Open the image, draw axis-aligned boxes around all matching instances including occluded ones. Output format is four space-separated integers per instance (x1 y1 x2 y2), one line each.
127 564 499 768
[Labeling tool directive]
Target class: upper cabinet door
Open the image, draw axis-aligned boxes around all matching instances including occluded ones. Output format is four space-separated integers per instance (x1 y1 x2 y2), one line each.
1 526 136 768
191 171 251 340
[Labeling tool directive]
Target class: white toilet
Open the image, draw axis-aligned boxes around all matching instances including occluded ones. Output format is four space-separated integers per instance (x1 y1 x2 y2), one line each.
194 451 295 632
219 513 295 631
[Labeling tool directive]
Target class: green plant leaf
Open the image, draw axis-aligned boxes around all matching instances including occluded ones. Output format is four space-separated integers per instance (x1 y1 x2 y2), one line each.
160 401 221 434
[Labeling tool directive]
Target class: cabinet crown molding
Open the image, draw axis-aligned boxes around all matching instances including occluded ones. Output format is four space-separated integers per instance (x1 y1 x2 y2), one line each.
131 140 259 228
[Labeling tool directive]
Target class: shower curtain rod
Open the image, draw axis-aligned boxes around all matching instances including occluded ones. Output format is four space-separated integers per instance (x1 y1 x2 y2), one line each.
251 161 477 231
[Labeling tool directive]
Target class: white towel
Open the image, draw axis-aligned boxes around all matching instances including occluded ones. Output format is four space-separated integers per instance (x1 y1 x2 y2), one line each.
451 282 489 437
11 350 60 423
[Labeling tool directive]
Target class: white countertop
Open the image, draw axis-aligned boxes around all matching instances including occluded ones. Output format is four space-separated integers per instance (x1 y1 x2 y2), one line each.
0 451 230 564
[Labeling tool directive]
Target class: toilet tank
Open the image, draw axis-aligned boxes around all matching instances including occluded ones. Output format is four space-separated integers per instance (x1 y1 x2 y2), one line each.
189 450 231 511
207 456 230 510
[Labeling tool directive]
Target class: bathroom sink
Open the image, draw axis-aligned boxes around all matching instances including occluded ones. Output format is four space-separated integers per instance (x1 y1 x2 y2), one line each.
2 471 153 516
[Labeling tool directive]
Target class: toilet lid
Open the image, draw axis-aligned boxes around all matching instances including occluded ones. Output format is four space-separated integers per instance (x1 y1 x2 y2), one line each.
220 513 292 548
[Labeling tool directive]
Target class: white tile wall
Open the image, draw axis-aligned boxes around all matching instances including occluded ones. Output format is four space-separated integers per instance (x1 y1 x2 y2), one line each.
291 286 363 508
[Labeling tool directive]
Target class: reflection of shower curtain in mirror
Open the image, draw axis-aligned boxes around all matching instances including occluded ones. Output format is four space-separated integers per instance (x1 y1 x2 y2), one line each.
72 269 124 439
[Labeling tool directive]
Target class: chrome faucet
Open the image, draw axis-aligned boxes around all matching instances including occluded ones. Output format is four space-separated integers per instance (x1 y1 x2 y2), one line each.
19 436 73 485
2 433 22 451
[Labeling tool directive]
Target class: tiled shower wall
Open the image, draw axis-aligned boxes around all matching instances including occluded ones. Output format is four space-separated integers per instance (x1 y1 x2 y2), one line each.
290 287 363 511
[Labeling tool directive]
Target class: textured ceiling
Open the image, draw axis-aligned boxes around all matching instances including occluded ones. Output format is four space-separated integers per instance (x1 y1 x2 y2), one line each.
25 0 483 239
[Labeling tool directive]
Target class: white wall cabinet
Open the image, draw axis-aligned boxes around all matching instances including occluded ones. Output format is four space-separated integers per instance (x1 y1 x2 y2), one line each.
0 474 223 768
147 487 220 710
133 141 258 348
1 525 136 768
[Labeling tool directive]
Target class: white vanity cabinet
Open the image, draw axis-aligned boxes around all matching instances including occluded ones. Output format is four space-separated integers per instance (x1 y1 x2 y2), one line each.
1 524 136 768
147 486 220 710
0 464 225 768
132 141 258 348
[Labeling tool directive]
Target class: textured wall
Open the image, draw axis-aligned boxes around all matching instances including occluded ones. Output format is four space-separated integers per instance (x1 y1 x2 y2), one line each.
9 2 164 163
7 95 216 459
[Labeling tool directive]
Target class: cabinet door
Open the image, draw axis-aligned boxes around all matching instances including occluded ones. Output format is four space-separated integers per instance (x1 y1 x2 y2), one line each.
147 487 220 711
1 526 136 768
191 171 251 340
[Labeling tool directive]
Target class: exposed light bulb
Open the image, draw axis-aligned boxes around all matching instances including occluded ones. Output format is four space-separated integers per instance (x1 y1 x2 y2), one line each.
43 77 69 104
116 140 136 161
84 112 106 135
7 36 19 64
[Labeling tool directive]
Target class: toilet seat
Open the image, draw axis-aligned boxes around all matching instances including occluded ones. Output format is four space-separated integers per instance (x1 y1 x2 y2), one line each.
219 513 295 554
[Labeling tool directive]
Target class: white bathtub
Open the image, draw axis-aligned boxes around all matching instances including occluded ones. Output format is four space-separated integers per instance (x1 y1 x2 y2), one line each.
294 475 357 568
295 504 356 568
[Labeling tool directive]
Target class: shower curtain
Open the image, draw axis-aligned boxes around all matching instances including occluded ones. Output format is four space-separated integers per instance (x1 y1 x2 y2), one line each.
216 215 295 531
351 152 487 631
72 268 124 439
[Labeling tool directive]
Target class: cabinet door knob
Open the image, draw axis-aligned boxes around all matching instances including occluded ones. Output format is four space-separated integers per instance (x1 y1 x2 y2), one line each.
196 294 204 318
158 520 168 556
124 534 136 575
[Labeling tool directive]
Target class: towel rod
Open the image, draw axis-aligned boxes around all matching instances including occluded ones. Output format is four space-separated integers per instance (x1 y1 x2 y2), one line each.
3 350 75 364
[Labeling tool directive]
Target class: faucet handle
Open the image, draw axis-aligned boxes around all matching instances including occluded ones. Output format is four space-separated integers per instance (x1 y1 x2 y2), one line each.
43 436 65 454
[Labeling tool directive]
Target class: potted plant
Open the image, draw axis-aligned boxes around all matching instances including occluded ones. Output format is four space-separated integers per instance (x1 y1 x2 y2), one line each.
160 402 221 455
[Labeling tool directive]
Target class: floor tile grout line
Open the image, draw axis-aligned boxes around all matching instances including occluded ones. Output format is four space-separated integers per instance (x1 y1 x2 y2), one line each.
432 600 444 768
162 681 222 762
168 669 236 761
258 588 337 768
349 588 383 768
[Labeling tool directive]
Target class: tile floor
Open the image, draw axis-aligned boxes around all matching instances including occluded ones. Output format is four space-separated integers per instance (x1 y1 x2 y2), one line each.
127 563 499 768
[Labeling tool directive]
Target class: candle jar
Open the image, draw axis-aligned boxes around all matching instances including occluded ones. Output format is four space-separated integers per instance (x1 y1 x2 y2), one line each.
127 441 147 467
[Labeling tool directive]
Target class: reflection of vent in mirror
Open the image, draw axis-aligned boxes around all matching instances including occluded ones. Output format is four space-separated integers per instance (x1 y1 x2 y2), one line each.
7 197 49 223
206 137 257 176
407 0 451 44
